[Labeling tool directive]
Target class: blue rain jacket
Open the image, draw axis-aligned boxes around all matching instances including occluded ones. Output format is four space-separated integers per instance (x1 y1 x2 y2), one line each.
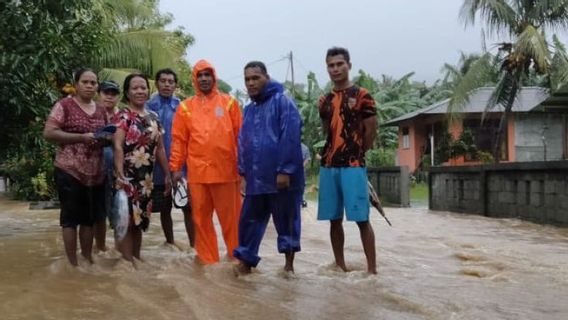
238 80 304 195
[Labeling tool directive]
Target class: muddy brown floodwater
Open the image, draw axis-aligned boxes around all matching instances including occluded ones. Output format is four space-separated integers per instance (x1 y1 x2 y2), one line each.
0 195 567 319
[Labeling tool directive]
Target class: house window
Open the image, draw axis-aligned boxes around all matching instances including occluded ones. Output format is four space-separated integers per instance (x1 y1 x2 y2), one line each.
402 127 410 149
463 118 508 161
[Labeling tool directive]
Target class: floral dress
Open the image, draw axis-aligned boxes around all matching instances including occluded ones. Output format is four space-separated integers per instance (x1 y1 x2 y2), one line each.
114 108 163 231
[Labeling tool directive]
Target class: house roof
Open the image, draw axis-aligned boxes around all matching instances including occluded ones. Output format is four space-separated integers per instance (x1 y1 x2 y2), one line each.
536 84 568 112
382 87 550 127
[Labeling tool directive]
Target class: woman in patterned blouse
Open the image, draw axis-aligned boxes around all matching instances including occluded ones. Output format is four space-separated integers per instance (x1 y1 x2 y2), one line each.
43 68 107 267
113 73 171 263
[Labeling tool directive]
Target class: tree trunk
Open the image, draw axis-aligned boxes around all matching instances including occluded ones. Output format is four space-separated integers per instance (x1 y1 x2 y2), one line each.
492 82 519 163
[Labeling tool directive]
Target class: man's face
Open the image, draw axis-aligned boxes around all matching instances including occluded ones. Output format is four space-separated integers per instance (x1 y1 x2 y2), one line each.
197 69 214 94
99 91 120 110
244 67 269 98
156 73 176 97
326 54 351 85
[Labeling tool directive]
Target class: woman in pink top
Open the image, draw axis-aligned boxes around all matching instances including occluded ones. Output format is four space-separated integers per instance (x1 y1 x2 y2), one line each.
43 68 107 267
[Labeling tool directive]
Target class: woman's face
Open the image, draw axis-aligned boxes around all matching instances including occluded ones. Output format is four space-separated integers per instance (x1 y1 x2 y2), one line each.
74 71 98 100
127 76 149 107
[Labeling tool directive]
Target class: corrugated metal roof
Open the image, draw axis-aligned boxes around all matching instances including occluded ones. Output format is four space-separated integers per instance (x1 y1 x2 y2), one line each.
382 87 550 126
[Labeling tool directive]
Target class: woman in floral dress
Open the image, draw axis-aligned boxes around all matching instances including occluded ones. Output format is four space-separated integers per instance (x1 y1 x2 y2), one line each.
113 73 171 262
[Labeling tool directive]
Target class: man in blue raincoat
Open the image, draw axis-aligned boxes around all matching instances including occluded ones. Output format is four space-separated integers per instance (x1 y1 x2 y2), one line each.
233 61 304 275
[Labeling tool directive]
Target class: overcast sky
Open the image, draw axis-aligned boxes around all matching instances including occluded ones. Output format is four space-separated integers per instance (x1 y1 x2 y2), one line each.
158 0 491 91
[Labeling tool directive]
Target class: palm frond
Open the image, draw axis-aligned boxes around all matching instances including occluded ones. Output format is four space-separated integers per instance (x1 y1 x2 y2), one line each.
550 34 568 90
99 68 157 93
95 29 185 76
460 0 517 35
483 69 522 122
535 0 568 29
514 25 550 73
447 53 495 120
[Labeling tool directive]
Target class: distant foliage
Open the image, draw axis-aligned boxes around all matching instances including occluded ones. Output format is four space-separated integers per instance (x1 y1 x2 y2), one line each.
366 149 396 168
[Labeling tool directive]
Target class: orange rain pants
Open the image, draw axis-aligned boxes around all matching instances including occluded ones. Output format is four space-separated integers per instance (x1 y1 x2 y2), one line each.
189 181 240 264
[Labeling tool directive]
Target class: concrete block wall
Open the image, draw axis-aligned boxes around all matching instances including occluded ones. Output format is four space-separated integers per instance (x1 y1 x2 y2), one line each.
368 166 410 207
429 161 568 226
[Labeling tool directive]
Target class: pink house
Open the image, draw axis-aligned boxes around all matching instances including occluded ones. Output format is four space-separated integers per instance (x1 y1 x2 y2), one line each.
383 87 568 172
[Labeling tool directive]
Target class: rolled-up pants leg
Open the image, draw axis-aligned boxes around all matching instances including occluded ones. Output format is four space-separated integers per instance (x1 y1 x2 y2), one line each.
210 181 241 259
233 194 270 267
272 190 302 254
189 183 218 264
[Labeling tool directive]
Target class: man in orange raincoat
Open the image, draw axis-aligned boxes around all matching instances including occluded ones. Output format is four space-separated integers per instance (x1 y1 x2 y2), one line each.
170 60 242 264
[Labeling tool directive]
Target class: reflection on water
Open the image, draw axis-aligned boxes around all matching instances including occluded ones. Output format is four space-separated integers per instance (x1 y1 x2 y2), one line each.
1 195 567 320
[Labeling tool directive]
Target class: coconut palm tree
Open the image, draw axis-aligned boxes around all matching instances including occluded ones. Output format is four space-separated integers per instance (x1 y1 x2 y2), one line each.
551 35 568 91
449 0 568 162
92 0 194 93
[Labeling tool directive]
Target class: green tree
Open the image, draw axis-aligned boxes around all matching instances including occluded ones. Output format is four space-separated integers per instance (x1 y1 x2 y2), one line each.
284 72 324 162
93 0 194 95
0 0 107 199
449 0 568 162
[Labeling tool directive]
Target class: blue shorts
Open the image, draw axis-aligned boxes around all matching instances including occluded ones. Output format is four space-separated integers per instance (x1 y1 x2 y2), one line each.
317 167 369 222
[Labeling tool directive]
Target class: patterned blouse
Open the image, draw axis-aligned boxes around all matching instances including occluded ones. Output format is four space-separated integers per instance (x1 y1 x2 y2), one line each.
114 108 163 230
46 97 107 186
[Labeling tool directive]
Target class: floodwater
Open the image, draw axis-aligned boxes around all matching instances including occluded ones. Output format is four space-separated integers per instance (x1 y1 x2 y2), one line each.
0 195 567 320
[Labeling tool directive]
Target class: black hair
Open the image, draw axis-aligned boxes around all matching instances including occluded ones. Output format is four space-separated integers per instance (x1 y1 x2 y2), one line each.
244 61 268 74
326 47 351 64
73 68 97 84
123 73 150 102
155 68 178 83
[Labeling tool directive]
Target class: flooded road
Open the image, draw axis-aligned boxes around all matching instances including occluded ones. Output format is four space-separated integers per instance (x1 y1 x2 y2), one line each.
0 195 567 320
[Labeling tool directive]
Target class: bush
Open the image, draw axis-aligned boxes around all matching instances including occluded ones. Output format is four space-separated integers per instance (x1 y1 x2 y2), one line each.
0 118 56 201
476 151 494 164
366 148 396 167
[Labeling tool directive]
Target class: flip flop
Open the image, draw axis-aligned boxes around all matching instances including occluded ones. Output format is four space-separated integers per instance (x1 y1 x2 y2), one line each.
173 177 188 208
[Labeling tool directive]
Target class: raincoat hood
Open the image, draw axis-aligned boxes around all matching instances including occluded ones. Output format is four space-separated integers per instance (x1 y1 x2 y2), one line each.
251 80 283 103
192 59 218 96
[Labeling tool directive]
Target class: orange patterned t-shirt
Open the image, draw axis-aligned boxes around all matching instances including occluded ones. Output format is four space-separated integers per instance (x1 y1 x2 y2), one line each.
318 86 376 167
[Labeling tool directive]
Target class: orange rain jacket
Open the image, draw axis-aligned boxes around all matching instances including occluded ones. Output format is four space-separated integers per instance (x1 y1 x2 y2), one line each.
169 60 242 183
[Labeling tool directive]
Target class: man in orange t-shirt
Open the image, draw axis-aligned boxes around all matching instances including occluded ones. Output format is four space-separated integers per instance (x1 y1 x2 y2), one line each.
170 60 242 264
317 47 378 274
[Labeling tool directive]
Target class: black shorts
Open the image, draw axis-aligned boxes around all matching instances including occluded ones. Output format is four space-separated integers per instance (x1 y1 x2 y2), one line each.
151 185 191 213
54 167 104 228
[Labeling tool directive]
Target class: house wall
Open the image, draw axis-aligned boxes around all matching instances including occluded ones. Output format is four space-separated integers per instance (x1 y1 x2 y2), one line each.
413 125 428 170
514 114 565 161
507 114 516 161
397 121 418 172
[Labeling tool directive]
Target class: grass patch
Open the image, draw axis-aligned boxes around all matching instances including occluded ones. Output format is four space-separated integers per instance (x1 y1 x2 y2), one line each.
410 182 429 206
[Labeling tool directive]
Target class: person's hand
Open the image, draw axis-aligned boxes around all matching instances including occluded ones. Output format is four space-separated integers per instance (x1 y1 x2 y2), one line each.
82 132 96 144
115 174 129 189
171 171 183 187
164 176 172 196
276 174 290 189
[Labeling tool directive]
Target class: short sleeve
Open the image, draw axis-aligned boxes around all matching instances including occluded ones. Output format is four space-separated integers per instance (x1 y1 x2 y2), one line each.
113 110 130 131
359 89 377 119
46 102 65 128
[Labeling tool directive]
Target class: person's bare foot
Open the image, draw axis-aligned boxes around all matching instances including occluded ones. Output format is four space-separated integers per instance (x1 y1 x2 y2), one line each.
232 261 252 277
284 252 295 273
81 253 94 264
336 263 348 272
94 246 108 254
